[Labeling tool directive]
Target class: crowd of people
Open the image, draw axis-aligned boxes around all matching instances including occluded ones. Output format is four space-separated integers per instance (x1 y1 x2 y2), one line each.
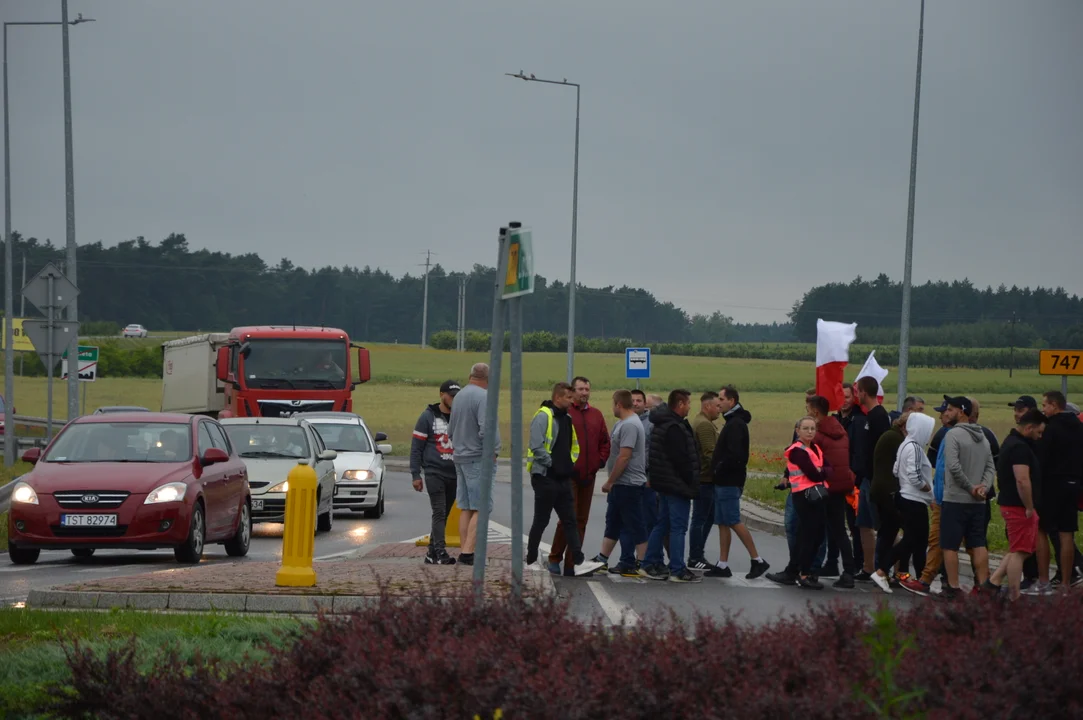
409 362 1083 599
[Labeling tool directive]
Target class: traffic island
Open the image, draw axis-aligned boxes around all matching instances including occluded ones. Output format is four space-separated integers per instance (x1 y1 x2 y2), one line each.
26 543 555 613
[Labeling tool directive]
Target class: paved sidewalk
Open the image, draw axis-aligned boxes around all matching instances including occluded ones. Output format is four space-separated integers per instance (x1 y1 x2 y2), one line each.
26 543 555 614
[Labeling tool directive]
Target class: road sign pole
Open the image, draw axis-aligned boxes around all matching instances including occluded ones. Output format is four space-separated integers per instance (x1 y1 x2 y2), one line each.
45 274 54 438
1063 375 1069 402
509 293 524 600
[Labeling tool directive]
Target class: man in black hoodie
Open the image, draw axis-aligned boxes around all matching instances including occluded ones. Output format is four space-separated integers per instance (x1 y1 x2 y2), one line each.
639 389 701 583
1038 390 1083 589
411 380 461 565
707 385 770 579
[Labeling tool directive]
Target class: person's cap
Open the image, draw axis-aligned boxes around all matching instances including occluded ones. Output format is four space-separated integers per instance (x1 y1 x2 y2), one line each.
1008 395 1037 411
440 380 461 396
944 395 973 417
934 396 950 412
1068 402 1081 414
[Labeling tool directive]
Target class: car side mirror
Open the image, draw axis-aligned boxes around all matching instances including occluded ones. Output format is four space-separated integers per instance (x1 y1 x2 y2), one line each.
21 447 41 465
201 448 230 466
377 444 392 455
373 432 388 442
318 449 338 461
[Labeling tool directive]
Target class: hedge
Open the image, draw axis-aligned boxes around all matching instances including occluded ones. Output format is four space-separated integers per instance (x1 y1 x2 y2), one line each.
38 592 1083 719
429 330 1038 370
13 340 161 379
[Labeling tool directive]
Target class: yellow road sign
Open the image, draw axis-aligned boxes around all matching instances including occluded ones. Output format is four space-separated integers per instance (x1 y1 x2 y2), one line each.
1039 349 1083 377
0 318 39 352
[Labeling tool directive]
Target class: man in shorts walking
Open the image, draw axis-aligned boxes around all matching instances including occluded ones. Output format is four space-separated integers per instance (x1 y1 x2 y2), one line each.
447 363 500 566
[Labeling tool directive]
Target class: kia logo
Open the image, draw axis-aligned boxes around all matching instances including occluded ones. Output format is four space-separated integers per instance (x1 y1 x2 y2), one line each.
81 494 100 504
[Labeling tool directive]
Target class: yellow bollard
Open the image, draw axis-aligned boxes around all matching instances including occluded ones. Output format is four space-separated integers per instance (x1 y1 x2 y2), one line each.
275 459 318 587
414 500 463 548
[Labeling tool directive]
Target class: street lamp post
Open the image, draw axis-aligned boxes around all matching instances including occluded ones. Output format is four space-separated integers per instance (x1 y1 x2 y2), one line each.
505 72 580 383
3 11 94 466
896 0 924 409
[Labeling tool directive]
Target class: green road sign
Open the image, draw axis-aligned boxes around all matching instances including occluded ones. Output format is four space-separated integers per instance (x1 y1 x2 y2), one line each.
502 226 535 299
61 345 99 382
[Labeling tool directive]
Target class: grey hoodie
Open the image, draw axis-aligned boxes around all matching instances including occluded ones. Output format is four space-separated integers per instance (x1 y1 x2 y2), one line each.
942 422 995 504
894 413 934 504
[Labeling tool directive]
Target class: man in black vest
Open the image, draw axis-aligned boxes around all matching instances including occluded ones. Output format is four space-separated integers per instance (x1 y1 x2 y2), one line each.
639 389 701 583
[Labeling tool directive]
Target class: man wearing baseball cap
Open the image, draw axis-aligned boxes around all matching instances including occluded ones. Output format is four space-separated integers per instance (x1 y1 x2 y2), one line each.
410 380 462 564
1008 395 1038 421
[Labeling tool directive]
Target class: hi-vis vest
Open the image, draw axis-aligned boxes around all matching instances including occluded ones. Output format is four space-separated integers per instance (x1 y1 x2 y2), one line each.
785 442 824 493
526 406 580 474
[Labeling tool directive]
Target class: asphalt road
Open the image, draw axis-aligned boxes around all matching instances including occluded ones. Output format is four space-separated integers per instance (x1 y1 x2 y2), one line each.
2 470 924 623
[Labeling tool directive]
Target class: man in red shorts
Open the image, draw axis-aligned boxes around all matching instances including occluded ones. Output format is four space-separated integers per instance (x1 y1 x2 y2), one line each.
986 409 1047 600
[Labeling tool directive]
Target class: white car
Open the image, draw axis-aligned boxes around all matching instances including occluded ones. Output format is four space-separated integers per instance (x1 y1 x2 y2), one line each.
122 324 148 338
298 412 391 518
219 416 337 532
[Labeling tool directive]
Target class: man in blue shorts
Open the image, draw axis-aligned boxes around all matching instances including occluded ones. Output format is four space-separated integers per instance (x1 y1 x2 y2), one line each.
447 363 500 566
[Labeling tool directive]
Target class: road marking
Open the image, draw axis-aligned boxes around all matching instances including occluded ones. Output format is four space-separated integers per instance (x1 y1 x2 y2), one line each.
0 564 53 573
589 582 640 627
313 549 362 561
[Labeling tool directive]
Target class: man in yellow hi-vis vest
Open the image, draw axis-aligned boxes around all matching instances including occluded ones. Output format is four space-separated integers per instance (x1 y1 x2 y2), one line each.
527 382 593 575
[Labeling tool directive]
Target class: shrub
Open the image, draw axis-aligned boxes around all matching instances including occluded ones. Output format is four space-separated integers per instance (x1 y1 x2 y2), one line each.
40 592 1083 719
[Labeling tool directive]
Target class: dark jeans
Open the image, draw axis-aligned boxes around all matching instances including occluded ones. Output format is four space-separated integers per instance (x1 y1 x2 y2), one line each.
793 490 827 575
528 474 582 569
785 491 827 575
847 501 863 567
875 499 902 574
644 494 691 573
1022 533 1083 581
688 483 715 562
425 473 457 553
888 495 929 578
825 492 857 575
603 484 647 567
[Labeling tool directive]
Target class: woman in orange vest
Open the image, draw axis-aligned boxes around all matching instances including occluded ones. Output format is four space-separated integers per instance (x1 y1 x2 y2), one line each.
786 416 831 590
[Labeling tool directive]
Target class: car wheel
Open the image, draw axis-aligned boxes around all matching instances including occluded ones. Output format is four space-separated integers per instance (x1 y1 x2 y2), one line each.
175 502 206 564
71 548 95 559
8 543 40 565
224 500 252 557
316 488 333 532
365 492 384 519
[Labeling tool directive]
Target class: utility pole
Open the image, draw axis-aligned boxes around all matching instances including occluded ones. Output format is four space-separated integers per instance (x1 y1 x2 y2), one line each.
419 250 432 348
61 0 81 422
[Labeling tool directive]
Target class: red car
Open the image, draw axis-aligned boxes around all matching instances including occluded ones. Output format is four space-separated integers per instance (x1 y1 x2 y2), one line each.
7 412 251 565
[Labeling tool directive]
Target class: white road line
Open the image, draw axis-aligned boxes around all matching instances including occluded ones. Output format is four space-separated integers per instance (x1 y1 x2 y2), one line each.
0 564 53 573
588 582 640 627
313 549 362 561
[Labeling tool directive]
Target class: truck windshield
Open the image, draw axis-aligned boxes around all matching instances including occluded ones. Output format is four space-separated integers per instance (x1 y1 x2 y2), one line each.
241 339 348 389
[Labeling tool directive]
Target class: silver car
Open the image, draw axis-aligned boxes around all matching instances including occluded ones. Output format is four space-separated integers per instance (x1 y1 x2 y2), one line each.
219 416 338 531
296 412 391 518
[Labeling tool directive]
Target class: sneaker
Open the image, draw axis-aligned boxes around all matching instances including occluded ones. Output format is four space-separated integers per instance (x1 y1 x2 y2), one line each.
458 553 475 566
899 578 931 597
1021 581 1053 597
639 564 670 581
669 568 702 583
981 580 1005 598
425 550 456 565
609 563 641 578
1019 577 1036 592
818 563 840 578
575 560 606 575
871 572 893 594
747 559 770 580
687 558 713 571
766 571 798 586
797 575 823 590
934 585 963 601
546 561 561 575
590 553 609 565
704 565 733 578
1073 572 1083 588
854 570 874 583
833 573 855 589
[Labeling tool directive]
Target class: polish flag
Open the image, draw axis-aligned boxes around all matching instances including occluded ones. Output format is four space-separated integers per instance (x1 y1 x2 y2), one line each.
856 351 889 404
815 319 857 412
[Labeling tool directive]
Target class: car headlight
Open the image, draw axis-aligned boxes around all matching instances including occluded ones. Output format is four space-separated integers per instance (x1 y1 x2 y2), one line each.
144 482 187 504
268 480 289 493
11 481 38 505
341 469 374 481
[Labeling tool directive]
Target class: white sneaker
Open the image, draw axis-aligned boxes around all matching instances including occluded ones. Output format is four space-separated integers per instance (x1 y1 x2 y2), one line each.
575 560 605 576
872 572 893 594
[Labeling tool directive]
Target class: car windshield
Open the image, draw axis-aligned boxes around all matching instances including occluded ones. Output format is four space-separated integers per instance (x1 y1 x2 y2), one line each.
240 339 348 390
310 423 372 453
223 424 310 459
43 422 193 463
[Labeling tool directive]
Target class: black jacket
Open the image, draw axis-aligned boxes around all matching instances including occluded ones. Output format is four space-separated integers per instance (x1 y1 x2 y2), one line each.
547 402 576 479
712 405 752 488
1038 411 1083 491
648 404 698 499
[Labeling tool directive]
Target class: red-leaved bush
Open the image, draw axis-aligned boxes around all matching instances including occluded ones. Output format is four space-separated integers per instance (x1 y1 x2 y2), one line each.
44 592 1083 719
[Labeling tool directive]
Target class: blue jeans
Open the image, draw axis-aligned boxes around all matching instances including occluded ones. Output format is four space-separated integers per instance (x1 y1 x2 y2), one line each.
645 494 691 574
603 485 647 567
642 486 661 537
784 492 826 574
687 483 715 562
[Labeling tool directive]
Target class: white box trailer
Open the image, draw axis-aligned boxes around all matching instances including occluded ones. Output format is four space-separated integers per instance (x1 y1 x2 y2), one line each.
160 333 231 416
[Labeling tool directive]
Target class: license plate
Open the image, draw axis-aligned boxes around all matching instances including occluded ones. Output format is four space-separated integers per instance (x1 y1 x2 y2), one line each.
60 514 118 527
251 499 264 511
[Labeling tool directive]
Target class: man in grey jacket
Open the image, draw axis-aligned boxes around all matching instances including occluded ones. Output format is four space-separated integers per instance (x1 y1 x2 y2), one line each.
938 396 995 599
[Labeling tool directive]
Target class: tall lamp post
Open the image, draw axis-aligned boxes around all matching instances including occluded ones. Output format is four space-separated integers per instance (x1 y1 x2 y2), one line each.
896 0 924 409
505 71 580 383
3 9 95 466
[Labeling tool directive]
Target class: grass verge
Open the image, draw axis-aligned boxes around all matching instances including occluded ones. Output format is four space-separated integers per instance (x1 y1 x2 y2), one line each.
0 608 302 719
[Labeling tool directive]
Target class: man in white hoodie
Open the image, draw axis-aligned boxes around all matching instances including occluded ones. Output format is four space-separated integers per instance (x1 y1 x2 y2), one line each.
891 413 936 596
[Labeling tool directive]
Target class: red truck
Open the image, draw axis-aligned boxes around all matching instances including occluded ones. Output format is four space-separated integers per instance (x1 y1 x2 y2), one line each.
161 326 371 418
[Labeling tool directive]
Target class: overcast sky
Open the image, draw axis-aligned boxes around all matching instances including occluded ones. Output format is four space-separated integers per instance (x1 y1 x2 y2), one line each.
6 0 1082 323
